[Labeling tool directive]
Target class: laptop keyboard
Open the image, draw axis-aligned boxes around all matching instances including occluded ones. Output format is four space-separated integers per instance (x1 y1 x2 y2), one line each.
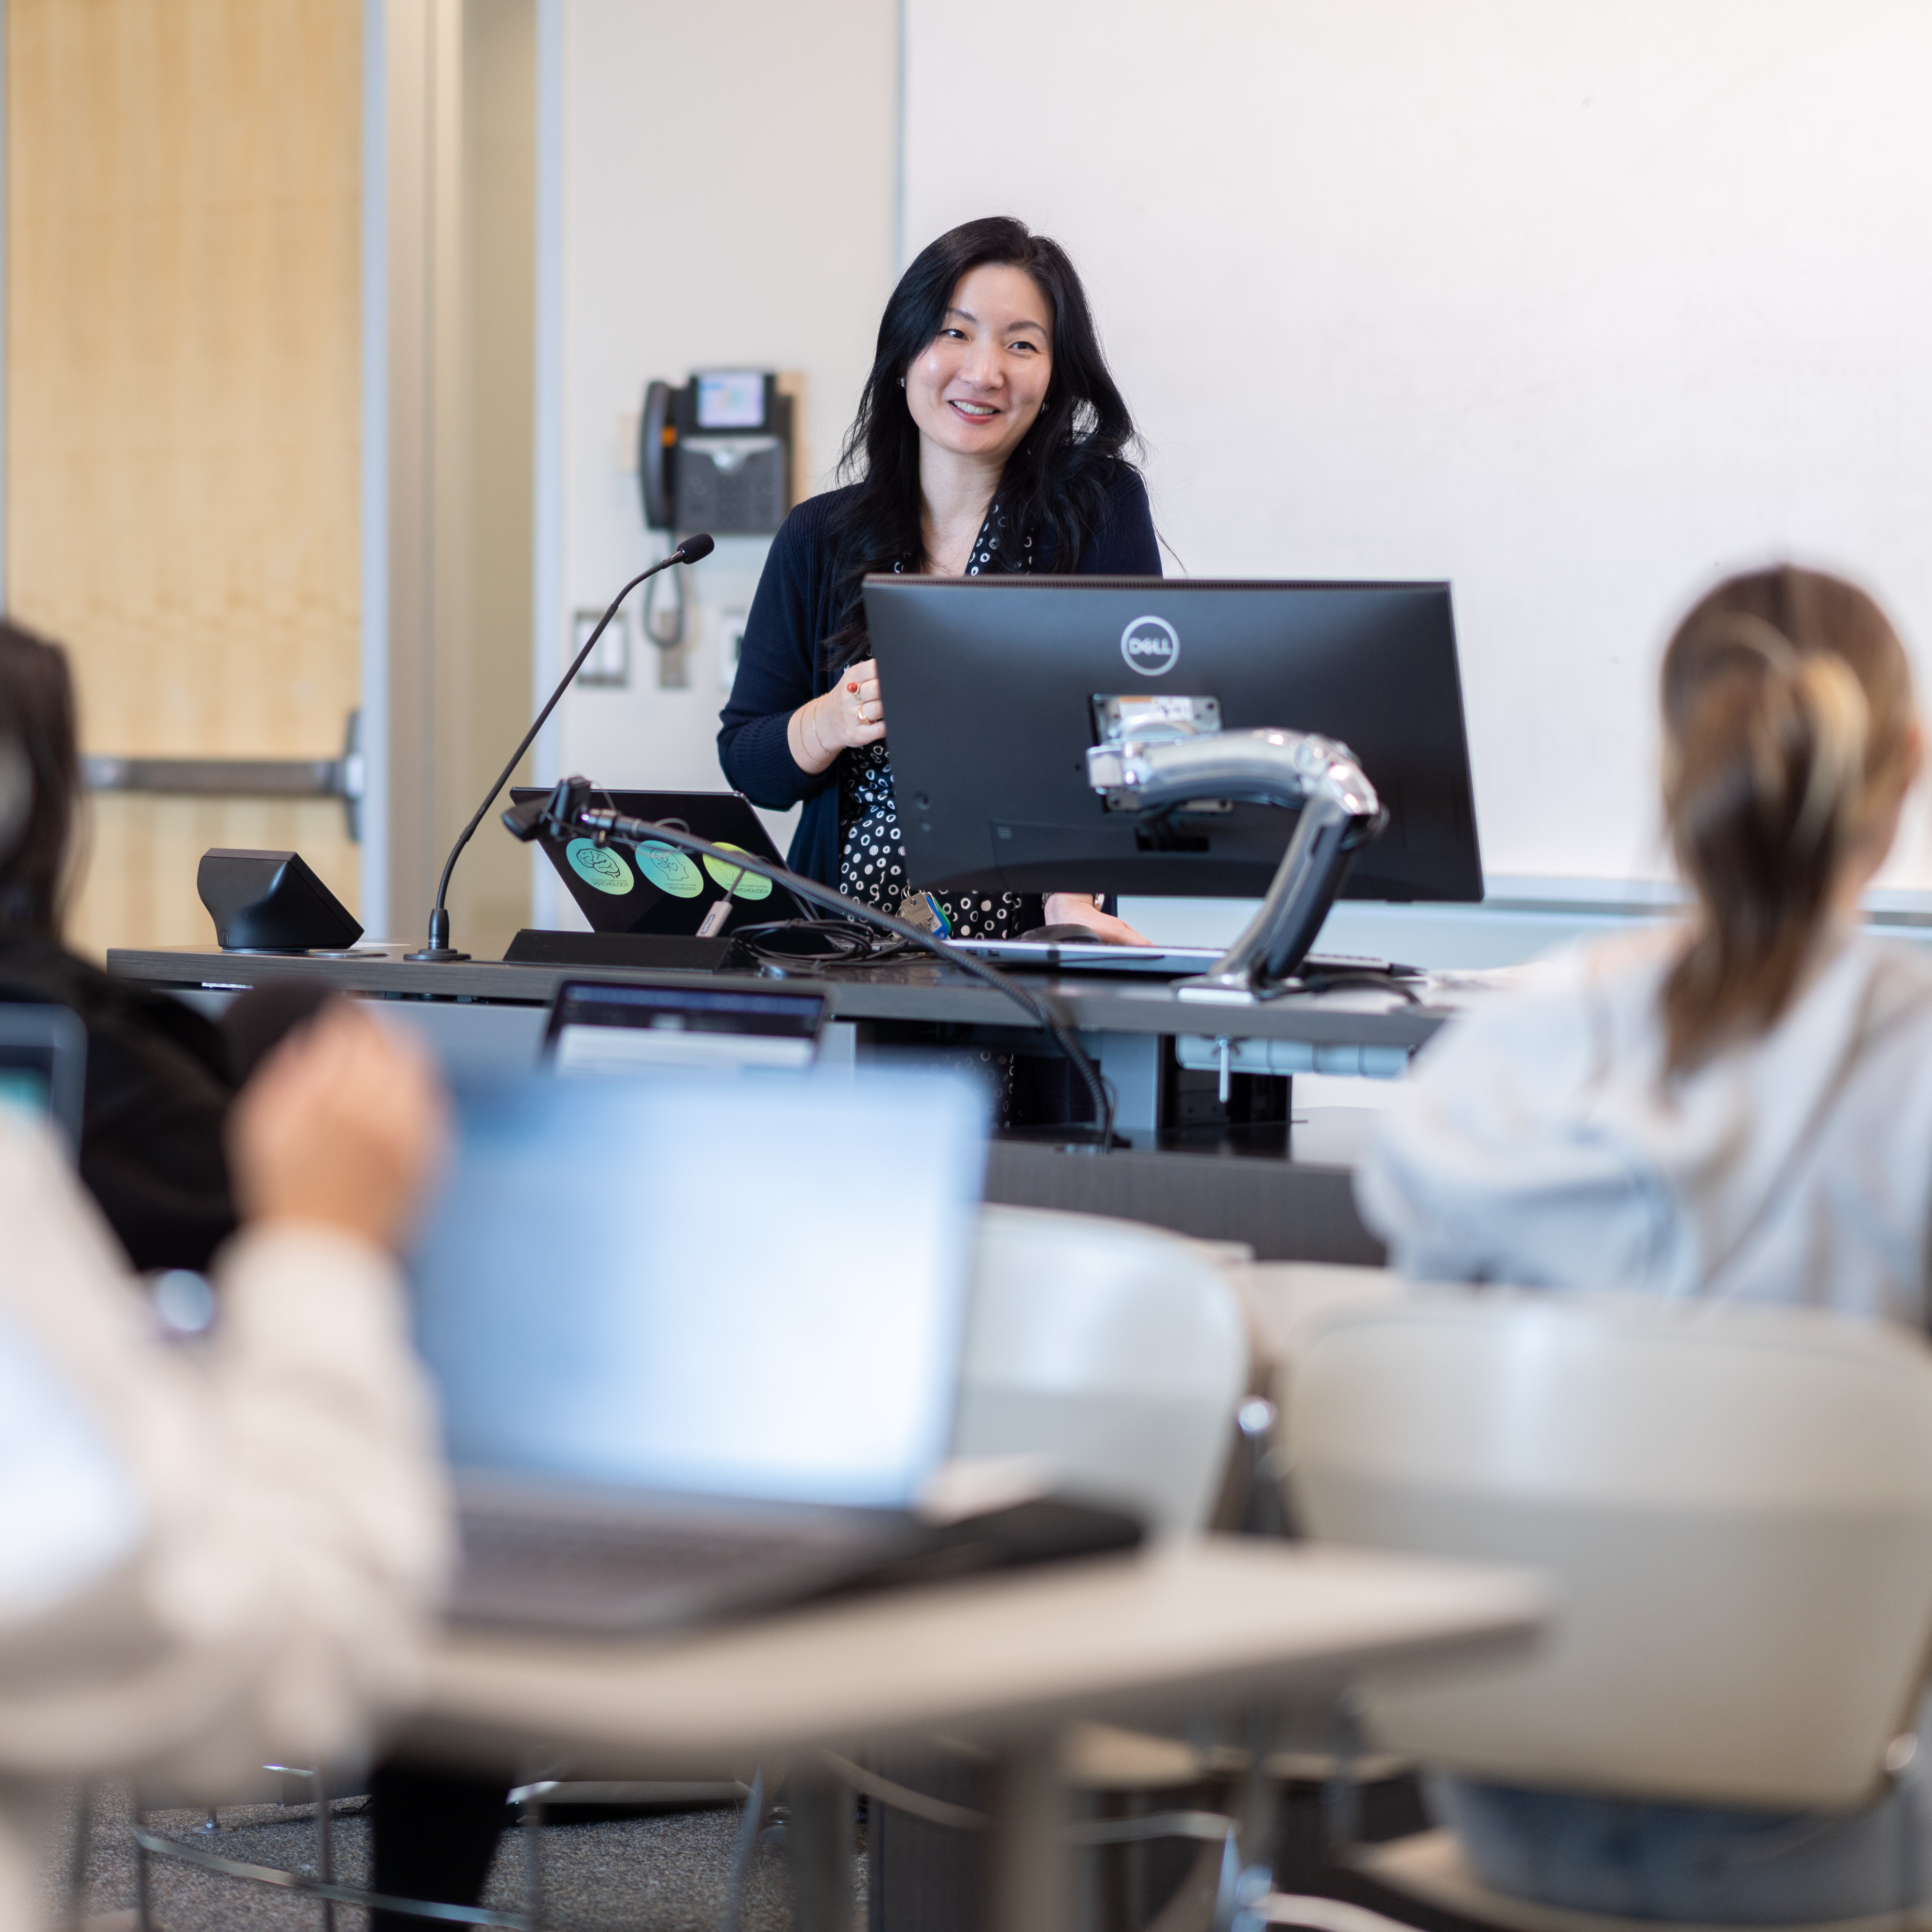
461 1507 790 1587
450 1500 897 1632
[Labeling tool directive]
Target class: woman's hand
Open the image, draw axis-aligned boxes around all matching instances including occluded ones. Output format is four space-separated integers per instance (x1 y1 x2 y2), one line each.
228 1001 450 1254
787 660 887 776
1042 893 1154 946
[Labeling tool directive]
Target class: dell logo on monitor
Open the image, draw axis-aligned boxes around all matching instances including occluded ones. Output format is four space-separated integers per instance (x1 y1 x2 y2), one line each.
1121 614 1180 676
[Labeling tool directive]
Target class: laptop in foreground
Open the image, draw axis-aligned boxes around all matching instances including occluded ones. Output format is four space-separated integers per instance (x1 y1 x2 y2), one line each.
0 1005 85 1157
411 1068 1106 1633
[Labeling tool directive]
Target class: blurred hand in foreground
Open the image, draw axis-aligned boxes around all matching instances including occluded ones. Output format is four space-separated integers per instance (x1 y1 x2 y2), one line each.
228 1000 449 1253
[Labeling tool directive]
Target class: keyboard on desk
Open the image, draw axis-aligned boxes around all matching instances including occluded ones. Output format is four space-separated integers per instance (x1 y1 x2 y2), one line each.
449 1483 1147 1634
451 1488 920 1634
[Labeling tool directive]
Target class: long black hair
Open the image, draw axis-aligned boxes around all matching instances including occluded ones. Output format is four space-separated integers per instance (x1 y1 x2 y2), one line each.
823 215 1141 669
0 622 80 933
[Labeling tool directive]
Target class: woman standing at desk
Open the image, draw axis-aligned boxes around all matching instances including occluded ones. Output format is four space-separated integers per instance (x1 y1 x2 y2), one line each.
719 215 1158 944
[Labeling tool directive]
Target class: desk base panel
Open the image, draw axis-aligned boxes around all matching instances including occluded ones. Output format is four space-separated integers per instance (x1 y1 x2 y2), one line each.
984 1143 1382 1265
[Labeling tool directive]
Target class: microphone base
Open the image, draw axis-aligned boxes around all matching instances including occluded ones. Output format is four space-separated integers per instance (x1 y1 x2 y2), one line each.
404 946 471 963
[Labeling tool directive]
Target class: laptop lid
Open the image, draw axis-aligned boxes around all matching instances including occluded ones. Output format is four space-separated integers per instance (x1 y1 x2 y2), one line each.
509 787 808 936
409 1070 988 1509
543 979 826 1077
0 1005 86 1160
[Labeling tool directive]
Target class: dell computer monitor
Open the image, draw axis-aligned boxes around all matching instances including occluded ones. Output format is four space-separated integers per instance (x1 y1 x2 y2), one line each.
864 578 1483 904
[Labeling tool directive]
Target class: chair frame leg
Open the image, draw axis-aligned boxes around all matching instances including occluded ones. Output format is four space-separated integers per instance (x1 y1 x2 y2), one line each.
132 1801 151 1932
313 1769 336 1932
517 1787 544 1932
715 1769 766 1932
64 1782 92 1932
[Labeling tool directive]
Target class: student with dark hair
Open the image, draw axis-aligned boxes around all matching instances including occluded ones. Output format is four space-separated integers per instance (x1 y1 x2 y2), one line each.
718 214 1160 944
0 622 242 1270
0 999 452 1932
1357 564 1932 1917
0 621 473 1921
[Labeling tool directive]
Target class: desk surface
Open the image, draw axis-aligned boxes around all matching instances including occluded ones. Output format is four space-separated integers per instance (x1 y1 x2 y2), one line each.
109 946 1429 1262
407 1537 1543 1777
108 944 1455 1049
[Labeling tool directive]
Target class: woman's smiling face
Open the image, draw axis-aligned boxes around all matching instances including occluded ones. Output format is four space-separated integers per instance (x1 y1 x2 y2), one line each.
903 263 1054 468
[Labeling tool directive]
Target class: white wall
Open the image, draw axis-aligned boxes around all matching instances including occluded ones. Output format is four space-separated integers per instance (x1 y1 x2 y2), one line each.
542 0 899 920
902 0 1932 901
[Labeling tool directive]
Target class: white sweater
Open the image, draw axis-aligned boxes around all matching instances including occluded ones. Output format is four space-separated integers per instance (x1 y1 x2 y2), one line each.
1355 926 1932 1324
0 1112 452 1932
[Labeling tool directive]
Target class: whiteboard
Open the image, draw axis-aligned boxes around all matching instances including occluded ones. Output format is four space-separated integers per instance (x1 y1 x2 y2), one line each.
901 0 1932 895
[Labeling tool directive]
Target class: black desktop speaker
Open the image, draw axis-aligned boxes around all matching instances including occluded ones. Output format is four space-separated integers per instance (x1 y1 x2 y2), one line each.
198 849 364 953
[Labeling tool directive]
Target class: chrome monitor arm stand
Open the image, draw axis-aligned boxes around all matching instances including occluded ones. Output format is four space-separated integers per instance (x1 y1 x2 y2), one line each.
1085 726 1383 1003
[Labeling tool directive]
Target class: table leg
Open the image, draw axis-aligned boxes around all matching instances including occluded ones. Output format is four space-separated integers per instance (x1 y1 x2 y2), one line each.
984 1734 1067 1932
1091 1031 1163 1136
786 1764 854 1932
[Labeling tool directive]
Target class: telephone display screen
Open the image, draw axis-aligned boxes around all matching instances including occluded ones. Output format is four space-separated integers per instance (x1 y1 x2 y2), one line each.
696 371 767 430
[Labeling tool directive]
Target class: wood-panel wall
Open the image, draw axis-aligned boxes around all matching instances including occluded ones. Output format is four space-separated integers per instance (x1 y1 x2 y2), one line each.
7 0 363 955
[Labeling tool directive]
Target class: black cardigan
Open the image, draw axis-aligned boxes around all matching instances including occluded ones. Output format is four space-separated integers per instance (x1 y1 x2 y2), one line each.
0 930 237 1271
716 467 1161 886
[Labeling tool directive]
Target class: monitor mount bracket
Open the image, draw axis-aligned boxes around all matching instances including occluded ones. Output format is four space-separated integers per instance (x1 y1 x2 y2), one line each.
1085 725 1385 1003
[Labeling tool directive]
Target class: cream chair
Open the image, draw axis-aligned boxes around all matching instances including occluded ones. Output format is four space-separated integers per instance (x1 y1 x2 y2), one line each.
1227 1261 1406 1397
953 1204 1250 1535
864 1206 1253 1932
1272 1290 1932 1932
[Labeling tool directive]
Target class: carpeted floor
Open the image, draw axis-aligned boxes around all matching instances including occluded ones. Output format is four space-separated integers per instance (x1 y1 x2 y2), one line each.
42 1784 846 1932
32 1773 1461 1932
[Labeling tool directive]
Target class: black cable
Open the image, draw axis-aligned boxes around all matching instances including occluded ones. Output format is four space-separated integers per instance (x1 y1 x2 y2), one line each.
528 799 1117 1147
727 918 919 966
1292 968 1422 1005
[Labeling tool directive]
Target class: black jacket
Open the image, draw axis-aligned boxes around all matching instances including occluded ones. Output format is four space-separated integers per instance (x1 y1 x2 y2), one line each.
0 932 237 1271
717 467 1161 885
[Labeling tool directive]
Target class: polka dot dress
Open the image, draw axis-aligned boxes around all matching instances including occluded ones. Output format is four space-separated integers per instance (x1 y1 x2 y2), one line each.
836 499 1038 1119
836 497 1035 941
837 744 1030 938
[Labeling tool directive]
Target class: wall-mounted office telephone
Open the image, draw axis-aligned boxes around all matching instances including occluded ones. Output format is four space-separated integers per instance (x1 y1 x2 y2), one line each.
637 371 794 684
639 370 794 536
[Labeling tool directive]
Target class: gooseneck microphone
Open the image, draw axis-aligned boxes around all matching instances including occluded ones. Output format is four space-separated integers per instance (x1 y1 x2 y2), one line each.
406 533 715 962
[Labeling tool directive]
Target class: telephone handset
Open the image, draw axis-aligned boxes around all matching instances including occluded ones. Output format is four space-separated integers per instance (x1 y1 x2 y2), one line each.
638 380 684 661
639 380 675 532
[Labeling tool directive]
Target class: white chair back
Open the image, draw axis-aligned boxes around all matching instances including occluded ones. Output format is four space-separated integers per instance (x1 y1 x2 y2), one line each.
954 1205 1249 1534
1285 1291 1932 1810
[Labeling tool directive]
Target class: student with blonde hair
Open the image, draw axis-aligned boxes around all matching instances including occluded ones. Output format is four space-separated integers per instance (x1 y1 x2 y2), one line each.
1356 564 1932 1917
1361 563 1932 1320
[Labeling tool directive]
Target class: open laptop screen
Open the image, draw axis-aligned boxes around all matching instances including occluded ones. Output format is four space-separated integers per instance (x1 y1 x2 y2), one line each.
409 1070 987 1510
0 1005 86 1160
544 980 824 1077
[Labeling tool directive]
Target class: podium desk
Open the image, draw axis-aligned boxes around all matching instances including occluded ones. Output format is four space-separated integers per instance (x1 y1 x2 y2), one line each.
408 1536 1545 1932
108 945 1463 1262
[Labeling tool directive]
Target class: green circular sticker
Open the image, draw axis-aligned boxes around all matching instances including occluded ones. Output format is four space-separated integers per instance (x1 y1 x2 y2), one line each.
701 842 773 900
636 840 704 898
566 838 635 896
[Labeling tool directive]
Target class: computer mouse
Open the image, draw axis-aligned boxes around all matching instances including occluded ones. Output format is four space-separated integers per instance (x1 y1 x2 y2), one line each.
1020 924 1119 944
